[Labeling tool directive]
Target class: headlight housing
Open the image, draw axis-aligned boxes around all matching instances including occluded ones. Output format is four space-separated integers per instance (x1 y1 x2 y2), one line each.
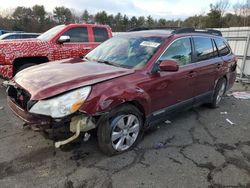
29 86 91 118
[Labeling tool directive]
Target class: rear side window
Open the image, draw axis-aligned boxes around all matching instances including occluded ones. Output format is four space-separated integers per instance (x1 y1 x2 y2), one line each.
193 37 214 61
6 35 18 39
214 38 231 56
93 27 109 42
62 27 89 42
160 38 192 66
24 35 38 38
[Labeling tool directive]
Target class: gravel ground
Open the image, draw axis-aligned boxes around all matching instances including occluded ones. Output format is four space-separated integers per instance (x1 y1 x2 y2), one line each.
0 80 250 188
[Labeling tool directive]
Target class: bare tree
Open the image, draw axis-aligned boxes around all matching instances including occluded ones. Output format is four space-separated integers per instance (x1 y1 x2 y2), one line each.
216 0 230 16
232 0 250 26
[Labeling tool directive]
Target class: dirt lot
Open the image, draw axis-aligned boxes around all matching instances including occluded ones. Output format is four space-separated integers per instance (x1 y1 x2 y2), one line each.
0 80 250 188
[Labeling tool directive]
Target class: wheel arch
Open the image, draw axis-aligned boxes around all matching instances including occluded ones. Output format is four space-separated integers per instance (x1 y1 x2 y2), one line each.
214 74 228 91
91 98 148 127
120 100 146 121
13 56 49 75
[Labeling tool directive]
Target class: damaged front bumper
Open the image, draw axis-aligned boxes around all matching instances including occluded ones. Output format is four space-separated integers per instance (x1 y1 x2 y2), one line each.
7 96 52 126
7 96 97 147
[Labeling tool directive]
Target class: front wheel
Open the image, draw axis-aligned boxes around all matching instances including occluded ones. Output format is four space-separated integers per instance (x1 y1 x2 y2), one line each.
97 104 143 156
210 78 227 108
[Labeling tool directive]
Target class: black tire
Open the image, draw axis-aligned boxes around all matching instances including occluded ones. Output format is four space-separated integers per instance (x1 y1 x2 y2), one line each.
210 78 227 108
97 104 143 156
16 63 37 75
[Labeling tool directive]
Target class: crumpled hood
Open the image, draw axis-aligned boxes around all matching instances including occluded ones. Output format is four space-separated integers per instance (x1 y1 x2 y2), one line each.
14 58 134 100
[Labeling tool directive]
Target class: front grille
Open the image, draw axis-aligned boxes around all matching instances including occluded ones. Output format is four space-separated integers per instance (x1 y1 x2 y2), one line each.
7 86 31 110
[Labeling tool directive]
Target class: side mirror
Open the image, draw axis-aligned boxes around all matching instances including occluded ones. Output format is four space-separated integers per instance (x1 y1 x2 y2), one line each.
58 35 70 43
159 60 179 72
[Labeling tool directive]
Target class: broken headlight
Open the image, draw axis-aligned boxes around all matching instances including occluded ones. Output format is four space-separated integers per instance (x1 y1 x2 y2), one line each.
29 86 91 118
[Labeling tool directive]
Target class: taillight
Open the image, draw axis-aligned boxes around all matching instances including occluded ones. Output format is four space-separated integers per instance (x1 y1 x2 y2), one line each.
234 56 238 63
231 62 237 72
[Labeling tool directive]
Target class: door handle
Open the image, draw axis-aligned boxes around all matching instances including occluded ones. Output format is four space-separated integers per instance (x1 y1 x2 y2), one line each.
188 71 197 78
83 47 92 50
217 63 222 69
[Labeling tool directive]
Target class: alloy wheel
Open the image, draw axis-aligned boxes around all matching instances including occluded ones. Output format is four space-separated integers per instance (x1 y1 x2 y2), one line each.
216 82 226 105
111 114 140 151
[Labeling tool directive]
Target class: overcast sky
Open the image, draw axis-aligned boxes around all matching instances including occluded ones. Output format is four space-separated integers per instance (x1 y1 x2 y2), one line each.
0 0 244 19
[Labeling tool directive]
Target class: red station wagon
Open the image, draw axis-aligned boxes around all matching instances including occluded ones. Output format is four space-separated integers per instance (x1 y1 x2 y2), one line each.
6 28 237 155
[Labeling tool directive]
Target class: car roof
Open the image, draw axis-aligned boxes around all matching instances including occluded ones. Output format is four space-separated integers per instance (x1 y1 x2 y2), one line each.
66 23 111 28
118 30 173 38
116 29 224 39
18 33 40 35
0 32 40 40
1 32 39 36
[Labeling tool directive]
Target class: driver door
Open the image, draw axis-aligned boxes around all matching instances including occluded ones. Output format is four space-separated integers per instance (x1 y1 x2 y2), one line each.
54 26 93 60
148 37 197 113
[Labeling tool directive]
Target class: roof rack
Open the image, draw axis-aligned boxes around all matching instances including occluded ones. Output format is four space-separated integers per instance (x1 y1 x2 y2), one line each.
127 26 179 32
127 27 222 36
172 28 222 36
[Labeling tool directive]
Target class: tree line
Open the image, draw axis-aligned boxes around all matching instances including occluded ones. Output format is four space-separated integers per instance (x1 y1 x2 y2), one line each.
0 0 250 33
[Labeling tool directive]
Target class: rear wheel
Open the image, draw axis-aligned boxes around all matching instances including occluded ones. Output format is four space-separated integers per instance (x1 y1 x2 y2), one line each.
97 104 143 156
210 78 227 108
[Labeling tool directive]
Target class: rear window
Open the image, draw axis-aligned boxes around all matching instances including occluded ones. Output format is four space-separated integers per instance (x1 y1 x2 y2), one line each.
63 27 89 42
93 27 109 42
193 37 214 61
214 38 231 56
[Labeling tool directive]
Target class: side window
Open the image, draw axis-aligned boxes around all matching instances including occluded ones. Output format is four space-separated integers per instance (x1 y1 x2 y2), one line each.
160 38 192 66
193 37 214 61
212 39 219 57
93 27 109 42
26 35 38 38
62 27 89 43
6 35 17 39
16 35 22 39
214 38 231 56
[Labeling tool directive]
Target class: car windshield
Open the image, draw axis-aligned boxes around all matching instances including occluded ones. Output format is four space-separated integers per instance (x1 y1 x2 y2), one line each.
85 35 164 69
38 25 65 41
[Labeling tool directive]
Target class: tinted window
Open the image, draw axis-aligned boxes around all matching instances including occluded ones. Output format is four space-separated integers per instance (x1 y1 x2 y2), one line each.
24 35 39 38
93 27 109 42
215 38 230 56
194 37 214 61
6 35 19 39
160 38 192 66
62 27 88 42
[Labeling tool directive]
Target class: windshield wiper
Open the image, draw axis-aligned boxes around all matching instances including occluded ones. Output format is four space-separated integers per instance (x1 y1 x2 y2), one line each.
84 56 90 61
97 59 117 67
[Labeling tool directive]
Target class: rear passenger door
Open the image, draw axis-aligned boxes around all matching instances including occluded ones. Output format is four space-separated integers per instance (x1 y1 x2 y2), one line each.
57 26 92 59
191 37 221 100
214 38 236 85
90 27 110 49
